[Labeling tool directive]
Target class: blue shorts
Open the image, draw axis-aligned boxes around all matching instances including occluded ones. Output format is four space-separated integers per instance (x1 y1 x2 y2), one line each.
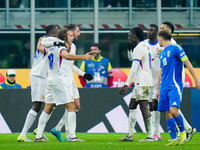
158 86 183 111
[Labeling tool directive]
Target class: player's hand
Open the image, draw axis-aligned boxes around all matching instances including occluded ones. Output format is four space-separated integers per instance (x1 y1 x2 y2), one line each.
127 43 134 52
53 42 65 48
83 73 93 81
119 85 128 95
195 80 200 90
84 52 93 60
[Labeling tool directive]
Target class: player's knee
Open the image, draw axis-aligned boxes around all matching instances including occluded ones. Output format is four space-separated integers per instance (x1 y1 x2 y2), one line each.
129 103 137 109
152 99 158 111
31 102 43 113
149 102 153 112
129 98 137 109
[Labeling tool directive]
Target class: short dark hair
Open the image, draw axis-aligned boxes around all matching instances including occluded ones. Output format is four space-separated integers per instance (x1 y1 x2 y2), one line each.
46 25 58 36
149 24 158 31
158 30 172 41
90 43 100 49
57 28 70 41
162 21 174 33
64 24 78 31
130 27 145 41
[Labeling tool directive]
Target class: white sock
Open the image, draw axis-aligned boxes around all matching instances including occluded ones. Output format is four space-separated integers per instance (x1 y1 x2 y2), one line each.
55 109 67 131
176 124 180 136
36 111 50 139
127 109 137 137
20 109 37 137
178 110 192 133
150 111 155 135
64 109 69 138
67 111 76 138
144 117 153 138
154 111 161 137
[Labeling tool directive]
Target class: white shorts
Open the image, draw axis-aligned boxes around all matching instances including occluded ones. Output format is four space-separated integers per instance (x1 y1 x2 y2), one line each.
149 85 158 102
45 83 74 106
30 75 46 102
73 81 79 99
131 86 151 101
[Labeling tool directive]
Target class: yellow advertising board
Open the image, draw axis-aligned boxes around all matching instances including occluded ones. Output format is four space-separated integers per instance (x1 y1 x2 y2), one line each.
0 68 200 88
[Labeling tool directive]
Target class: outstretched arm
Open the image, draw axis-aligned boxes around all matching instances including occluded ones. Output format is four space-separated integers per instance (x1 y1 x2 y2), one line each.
184 59 200 89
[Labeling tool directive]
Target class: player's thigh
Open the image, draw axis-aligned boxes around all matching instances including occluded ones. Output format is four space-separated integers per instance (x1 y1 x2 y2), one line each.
73 82 80 99
51 84 74 106
74 98 80 110
30 75 46 102
168 87 182 109
136 86 151 101
45 85 55 104
158 89 169 111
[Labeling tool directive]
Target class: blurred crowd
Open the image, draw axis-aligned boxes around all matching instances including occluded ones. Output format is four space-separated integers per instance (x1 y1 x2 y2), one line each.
0 0 200 8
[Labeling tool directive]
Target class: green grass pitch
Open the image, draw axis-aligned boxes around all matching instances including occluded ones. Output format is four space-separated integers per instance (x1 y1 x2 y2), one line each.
0 132 199 150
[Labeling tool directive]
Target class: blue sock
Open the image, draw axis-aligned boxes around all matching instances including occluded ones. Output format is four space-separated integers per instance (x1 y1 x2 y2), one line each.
166 118 176 139
174 113 184 132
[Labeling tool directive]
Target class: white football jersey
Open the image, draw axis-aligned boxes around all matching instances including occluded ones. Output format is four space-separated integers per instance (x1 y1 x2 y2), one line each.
70 43 76 55
46 46 74 86
144 39 162 86
30 50 49 78
132 41 153 86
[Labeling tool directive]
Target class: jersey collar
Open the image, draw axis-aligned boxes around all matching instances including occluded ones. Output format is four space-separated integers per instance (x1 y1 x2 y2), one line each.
92 55 103 62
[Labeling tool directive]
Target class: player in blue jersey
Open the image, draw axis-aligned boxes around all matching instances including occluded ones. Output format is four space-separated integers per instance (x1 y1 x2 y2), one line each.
160 21 197 142
157 30 200 146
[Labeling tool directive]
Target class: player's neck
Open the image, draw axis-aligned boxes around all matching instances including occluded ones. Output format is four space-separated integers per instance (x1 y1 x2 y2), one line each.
149 38 157 44
163 41 171 49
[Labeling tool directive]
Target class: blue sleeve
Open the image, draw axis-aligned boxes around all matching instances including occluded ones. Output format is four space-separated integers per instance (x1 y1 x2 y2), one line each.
175 45 186 60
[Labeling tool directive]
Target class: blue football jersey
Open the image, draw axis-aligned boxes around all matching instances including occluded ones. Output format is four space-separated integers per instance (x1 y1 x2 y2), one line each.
159 44 188 90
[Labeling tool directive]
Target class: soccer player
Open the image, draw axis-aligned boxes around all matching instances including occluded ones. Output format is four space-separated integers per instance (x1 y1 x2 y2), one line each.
145 24 162 141
119 27 154 142
17 25 59 142
157 30 200 146
41 24 93 141
34 28 93 142
160 21 197 141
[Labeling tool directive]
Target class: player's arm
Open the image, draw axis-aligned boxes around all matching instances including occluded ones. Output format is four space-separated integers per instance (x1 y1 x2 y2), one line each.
60 50 93 60
183 59 200 90
41 37 64 48
119 60 140 95
36 37 45 52
73 65 93 81
156 68 162 100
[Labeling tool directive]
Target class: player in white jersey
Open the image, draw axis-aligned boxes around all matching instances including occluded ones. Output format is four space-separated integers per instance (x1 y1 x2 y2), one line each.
160 21 196 141
119 27 154 142
40 24 93 141
144 24 163 141
34 28 93 142
17 25 59 142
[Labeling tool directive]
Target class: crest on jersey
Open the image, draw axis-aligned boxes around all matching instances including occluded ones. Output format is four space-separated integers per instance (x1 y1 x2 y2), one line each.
167 51 170 57
156 48 162 53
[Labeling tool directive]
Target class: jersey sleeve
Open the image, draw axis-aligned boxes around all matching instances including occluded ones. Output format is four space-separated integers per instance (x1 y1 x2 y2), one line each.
176 45 188 62
132 43 144 61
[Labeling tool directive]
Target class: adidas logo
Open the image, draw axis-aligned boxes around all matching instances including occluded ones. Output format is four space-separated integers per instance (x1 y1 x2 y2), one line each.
172 101 177 106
